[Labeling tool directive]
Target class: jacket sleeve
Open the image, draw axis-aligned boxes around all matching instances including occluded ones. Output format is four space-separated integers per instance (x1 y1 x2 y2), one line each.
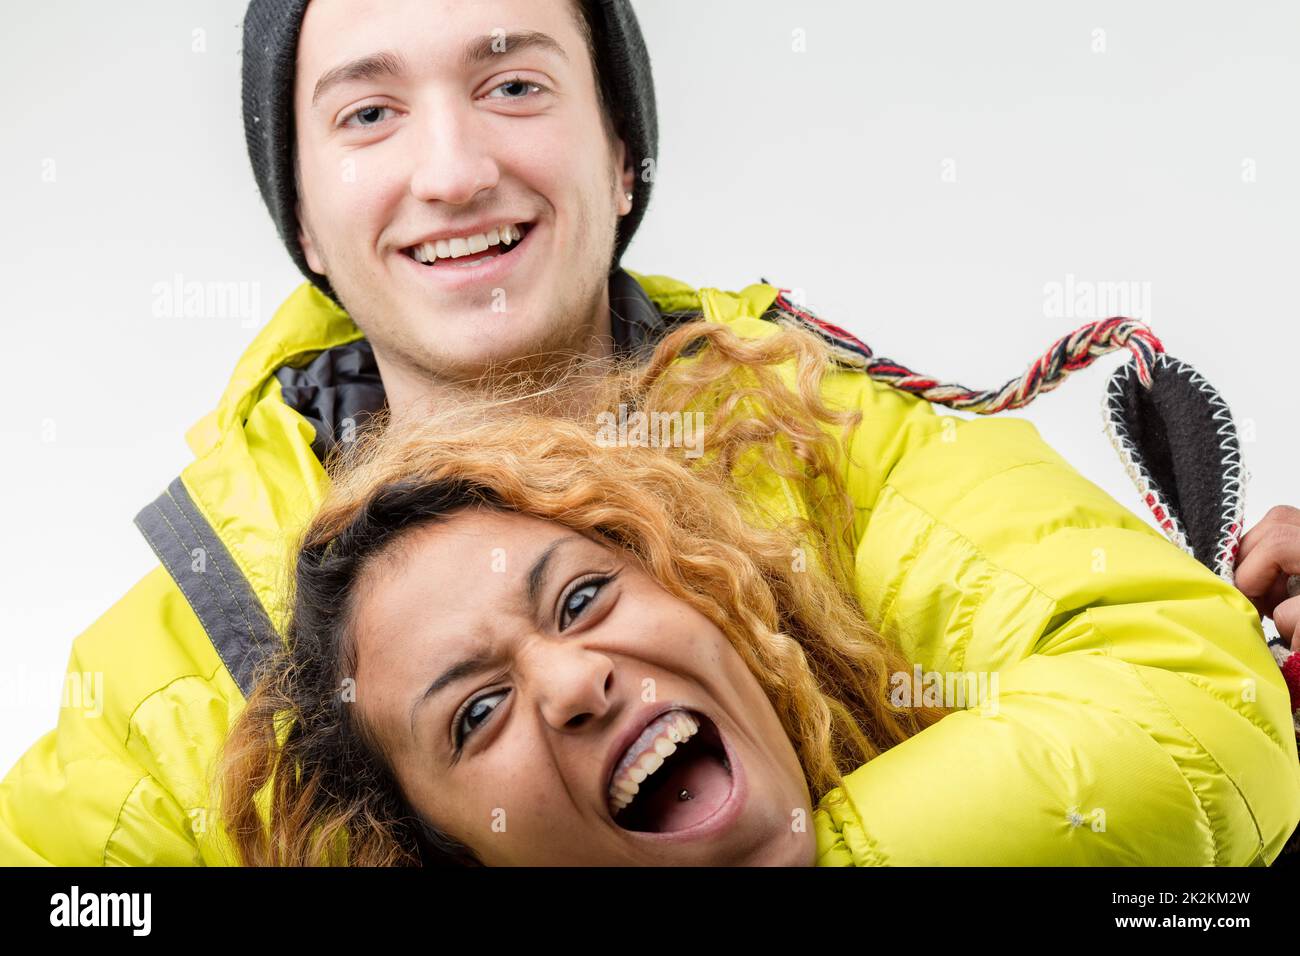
0 565 235 866
814 372 1300 865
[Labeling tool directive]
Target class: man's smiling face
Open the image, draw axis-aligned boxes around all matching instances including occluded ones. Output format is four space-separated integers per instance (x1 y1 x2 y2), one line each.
293 0 636 409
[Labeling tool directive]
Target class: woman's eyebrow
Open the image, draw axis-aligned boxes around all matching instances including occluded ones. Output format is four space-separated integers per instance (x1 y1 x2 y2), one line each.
407 534 576 738
526 536 574 610
409 650 495 737
312 32 569 110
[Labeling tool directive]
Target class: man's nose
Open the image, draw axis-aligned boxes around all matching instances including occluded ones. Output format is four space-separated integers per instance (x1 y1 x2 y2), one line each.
406 96 500 206
526 641 616 731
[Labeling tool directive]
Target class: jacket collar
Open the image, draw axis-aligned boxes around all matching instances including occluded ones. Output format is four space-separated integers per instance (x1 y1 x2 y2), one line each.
274 267 670 462
609 265 667 361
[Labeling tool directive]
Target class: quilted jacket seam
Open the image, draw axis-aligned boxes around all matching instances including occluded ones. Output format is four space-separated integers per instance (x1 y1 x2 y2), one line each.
101 773 152 867
872 480 1060 671
1091 610 1257 866
107 665 228 866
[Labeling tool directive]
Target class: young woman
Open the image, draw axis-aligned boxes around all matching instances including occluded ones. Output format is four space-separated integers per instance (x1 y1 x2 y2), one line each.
217 316 1300 866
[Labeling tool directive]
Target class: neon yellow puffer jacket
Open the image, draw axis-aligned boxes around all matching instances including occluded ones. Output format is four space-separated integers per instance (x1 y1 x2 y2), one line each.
1 270 1296 866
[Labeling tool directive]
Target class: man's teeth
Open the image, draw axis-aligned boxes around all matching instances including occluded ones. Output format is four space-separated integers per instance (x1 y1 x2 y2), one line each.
609 711 700 815
409 223 525 264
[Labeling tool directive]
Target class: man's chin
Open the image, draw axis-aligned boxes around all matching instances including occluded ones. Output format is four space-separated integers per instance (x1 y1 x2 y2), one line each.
341 260 610 392
412 323 573 385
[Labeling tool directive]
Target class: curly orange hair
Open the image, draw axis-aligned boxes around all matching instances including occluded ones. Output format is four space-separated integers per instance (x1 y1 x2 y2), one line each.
216 316 948 865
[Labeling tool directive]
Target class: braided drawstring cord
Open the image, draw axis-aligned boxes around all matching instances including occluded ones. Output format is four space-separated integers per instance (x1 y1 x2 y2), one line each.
765 287 1166 411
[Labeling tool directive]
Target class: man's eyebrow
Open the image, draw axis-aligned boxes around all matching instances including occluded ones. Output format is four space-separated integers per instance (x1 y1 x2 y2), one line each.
312 32 569 110
312 50 409 109
407 535 575 737
461 30 569 70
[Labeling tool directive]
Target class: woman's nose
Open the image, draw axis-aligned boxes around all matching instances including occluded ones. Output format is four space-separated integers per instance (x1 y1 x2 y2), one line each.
406 96 500 206
527 643 616 731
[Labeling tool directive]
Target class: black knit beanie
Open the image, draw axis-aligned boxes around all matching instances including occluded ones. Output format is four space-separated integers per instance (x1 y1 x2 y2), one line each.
241 0 658 305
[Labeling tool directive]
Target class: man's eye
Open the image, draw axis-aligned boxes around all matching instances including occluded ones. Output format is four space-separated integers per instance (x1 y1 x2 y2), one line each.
340 79 541 129
455 689 509 747
486 76 547 100
560 577 609 630
340 104 394 128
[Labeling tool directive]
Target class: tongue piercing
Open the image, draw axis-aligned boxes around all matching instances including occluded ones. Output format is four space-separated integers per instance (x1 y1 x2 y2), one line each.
609 711 709 816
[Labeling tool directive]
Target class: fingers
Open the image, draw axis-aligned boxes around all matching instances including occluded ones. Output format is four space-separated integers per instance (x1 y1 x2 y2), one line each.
1236 504 1300 566
1276 595 1300 652
1245 574 1291 620
1233 509 1300 602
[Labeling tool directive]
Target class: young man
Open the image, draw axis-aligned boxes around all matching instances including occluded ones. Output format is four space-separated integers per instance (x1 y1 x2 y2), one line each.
1 0 1296 865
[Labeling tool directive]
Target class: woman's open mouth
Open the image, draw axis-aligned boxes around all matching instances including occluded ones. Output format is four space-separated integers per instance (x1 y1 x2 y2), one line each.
607 708 736 834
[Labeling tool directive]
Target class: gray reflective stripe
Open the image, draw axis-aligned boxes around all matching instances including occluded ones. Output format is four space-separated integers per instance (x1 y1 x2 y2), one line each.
134 477 278 697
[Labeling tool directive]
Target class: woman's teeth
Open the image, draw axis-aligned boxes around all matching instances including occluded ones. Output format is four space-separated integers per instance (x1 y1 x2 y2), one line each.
408 223 525 265
608 711 700 815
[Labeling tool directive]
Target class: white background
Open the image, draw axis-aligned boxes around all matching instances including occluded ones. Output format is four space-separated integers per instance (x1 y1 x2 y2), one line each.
1 0 1296 775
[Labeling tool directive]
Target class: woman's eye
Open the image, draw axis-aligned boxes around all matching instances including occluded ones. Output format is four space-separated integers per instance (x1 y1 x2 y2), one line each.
456 689 508 746
560 577 609 630
340 104 394 128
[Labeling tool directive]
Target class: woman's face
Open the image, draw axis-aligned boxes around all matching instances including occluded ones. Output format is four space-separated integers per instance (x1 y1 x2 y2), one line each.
349 506 817 865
